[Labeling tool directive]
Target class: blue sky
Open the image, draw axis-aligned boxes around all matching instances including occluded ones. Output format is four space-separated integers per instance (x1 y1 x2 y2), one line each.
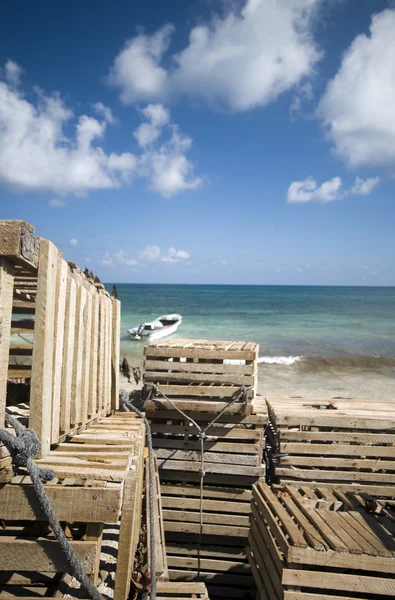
0 0 394 285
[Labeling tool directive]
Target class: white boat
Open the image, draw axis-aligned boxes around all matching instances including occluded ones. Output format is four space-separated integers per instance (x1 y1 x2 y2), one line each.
128 313 182 341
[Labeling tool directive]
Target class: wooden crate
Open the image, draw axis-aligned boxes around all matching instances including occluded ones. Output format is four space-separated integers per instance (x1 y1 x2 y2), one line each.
248 482 395 600
266 397 395 493
143 339 259 414
158 479 258 599
0 411 146 600
156 581 210 599
1 220 121 482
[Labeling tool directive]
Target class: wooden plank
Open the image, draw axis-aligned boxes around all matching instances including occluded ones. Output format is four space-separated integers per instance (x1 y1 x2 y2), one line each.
274 413 395 430
12 301 35 315
150 423 261 439
157 459 264 477
146 384 246 398
145 346 257 361
0 483 122 522
145 359 254 375
281 442 395 457
145 371 254 386
0 538 97 573
161 484 251 501
280 456 395 470
29 239 58 456
276 467 395 484
71 279 86 425
97 293 105 415
81 287 92 424
149 410 265 424
89 288 99 417
50 255 68 444
156 448 258 466
7 367 32 379
0 221 39 268
105 295 113 412
111 298 120 410
146 398 252 414
162 509 250 526
165 555 250 573
60 273 76 434
113 441 144 600
282 568 395 595
9 344 33 354
164 521 249 537
153 438 259 454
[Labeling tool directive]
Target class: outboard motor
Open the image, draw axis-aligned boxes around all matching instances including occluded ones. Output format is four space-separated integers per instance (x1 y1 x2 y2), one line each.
135 323 146 339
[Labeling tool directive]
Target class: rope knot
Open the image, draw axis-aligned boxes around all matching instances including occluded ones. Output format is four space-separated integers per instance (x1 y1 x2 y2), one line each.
199 468 206 477
11 427 41 467
198 432 206 440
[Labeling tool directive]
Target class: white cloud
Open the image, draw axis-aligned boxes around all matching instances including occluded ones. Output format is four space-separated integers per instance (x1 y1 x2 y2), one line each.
287 174 380 203
5 60 22 86
101 245 190 267
69 238 78 247
138 245 161 261
287 176 342 203
351 176 379 196
0 63 201 199
133 106 203 196
108 0 321 112
107 25 174 104
318 9 395 174
92 102 115 124
0 62 136 195
49 198 66 207
133 103 170 147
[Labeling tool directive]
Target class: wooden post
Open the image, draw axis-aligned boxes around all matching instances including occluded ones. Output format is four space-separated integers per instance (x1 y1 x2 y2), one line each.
30 240 58 456
51 254 68 444
60 272 76 434
0 258 14 428
71 278 86 426
111 298 121 411
89 288 99 417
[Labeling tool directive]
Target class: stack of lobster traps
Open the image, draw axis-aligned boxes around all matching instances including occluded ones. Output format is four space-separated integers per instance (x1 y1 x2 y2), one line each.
142 339 267 599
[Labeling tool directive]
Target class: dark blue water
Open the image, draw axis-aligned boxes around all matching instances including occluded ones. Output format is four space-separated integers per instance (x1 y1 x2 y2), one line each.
107 284 395 363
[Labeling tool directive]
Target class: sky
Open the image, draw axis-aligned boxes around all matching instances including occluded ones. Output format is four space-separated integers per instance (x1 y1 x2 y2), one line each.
0 0 394 285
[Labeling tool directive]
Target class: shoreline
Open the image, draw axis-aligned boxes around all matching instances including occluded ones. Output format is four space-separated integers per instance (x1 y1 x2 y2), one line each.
119 358 395 401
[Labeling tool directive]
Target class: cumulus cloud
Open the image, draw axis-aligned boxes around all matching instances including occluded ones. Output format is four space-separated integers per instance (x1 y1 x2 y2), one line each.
69 238 78 247
5 60 22 86
0 64 202 198
107 24 174 104
0 62 136 195
134 103 170 147
92 102 115 124
318 9 395 175
101 245 190 267
351 176 380 196
287 175 380 203
108 0 321 111
133 106 203 197
287 176 343 203
49 198 66 207
100 250 137 267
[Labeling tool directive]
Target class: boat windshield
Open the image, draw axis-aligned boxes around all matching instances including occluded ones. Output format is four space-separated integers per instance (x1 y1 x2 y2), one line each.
159 318 177 326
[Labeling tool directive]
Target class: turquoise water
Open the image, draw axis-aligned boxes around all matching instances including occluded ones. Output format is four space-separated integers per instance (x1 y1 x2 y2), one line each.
108 284 395 366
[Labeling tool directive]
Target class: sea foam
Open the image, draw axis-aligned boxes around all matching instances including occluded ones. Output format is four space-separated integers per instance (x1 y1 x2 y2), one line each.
258 356 302 366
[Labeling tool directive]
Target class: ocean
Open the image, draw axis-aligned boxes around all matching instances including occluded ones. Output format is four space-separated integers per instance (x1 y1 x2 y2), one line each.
110 284 395 400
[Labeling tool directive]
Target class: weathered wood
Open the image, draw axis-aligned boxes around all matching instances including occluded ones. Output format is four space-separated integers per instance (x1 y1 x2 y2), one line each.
0 538 98 573
282 569 395 596
81 287 92 424
71 278 86 426
89 288 99 417
60 273 76 434
157 458 264 477
145 359 254 375
50 254 68 444
0 483 122 522
111 298 121 410
0 221 40 268
30 240 58 456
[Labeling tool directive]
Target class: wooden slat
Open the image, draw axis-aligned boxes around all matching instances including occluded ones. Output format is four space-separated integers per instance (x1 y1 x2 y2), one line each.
89 288 99 417
111 298 120 410
105 295 112 412
71 279 86 426
97 293 106 415
145 346 257 361
60 273 76 434
50 255 68 444
29 240 58 456
282 568 395 595
281 442 395 457
81 287 92 424
0 483 122 522
145 359 254 375
0 538 98 573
